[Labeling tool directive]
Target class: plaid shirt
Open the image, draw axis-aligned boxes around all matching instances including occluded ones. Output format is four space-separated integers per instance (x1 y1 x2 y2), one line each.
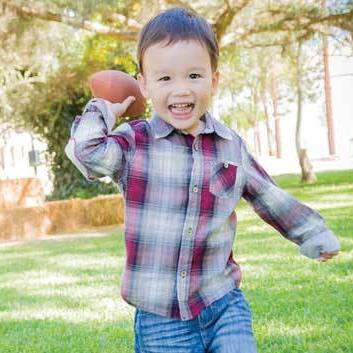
65 98 335 321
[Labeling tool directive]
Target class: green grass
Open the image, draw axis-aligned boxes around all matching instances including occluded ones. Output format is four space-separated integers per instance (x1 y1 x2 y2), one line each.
1 169 352 353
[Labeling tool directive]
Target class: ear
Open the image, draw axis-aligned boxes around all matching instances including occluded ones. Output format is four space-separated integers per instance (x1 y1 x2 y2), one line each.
137 73 149 99
211 70 220 96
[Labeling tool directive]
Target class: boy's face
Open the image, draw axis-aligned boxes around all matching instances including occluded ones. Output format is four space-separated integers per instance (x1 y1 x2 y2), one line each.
137 39 219 136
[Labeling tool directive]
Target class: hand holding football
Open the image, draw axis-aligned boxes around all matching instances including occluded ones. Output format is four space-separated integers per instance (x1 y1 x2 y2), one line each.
88 70 146 117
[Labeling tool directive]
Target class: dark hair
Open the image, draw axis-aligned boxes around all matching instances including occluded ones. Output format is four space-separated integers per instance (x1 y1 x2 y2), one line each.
137 7 219 74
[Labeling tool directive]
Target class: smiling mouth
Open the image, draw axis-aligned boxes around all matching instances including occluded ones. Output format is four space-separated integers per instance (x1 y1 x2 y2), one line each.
168 103 195 114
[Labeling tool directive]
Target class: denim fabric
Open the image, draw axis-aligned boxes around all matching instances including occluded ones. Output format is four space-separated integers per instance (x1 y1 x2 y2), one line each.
134 287 257 353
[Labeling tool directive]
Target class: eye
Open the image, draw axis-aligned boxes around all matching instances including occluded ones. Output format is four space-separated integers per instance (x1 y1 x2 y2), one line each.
158 76 170 81
190 73 201 79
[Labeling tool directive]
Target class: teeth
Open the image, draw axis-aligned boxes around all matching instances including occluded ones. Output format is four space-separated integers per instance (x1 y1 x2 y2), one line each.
171 103 193 108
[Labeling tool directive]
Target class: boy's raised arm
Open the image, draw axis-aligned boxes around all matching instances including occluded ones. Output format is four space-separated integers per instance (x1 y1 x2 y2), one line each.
65 97 136 182
240 140 340 261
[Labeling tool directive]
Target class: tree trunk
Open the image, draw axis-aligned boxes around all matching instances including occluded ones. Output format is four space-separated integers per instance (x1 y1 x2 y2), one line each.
262 93 275 156
321 0 336 156
254 120 262 157
253 129 258 157
265 115 275 156
295 42 317 183
270 71 282 158
259 73 275 157
252 86 262 157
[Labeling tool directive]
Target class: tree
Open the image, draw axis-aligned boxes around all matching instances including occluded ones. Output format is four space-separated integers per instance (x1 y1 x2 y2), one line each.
291 40 319 183
2 1 353 48
2 0 353 194
259 61 276 157
0 10 142 199
218 46 268 156
270 70 282 159
321 0 336 156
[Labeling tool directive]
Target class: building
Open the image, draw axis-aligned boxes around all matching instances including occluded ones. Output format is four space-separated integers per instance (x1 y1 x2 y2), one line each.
0 126 52 195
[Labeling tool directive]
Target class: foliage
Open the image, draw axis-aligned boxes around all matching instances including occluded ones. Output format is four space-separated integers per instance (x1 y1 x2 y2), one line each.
42 35 141 200
218 47 274 132
82 35 138 75
1 0 353 197
0 13 143 200
218 45 243 95
38 90 121 201
281 38 324 104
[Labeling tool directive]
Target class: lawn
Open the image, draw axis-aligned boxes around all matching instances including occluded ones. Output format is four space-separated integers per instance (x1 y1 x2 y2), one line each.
0 169 352 353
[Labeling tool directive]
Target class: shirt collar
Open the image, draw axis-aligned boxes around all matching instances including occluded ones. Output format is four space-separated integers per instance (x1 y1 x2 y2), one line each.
149 111 233 140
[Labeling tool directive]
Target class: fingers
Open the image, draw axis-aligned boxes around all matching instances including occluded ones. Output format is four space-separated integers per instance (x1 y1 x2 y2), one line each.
122 96 136 110
116 96 136 116
110 96 136 117
317 251 339 262
318 252 337 261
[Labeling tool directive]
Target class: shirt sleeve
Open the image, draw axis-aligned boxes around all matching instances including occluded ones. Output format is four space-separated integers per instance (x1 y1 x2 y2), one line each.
240 139 335 247
65 98 136 182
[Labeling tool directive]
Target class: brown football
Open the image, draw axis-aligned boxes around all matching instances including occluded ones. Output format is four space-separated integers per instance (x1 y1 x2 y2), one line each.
88 70 146 118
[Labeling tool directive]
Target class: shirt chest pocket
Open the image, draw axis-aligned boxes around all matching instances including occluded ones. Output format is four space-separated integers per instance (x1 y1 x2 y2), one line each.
209 161 239 198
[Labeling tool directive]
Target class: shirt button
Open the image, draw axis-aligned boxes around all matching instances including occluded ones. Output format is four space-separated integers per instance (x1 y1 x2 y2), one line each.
224 162 229 169
192 185 198 193
181 270 187 278
194 143 198 151
187 227 193 235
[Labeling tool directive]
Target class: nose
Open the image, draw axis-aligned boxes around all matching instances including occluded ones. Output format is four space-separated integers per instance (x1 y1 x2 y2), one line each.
172 80 192 96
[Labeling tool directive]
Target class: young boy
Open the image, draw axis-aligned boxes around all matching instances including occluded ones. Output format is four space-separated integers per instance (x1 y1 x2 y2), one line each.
65 7 340 353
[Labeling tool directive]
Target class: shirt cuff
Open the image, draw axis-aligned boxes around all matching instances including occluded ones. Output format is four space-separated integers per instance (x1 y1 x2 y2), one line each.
299 230 340 259
84 98 116 132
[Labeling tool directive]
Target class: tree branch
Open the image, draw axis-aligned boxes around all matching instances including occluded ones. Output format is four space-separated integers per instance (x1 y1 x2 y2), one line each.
212 0 251 41
313 10 353 32
221 7 353 48
0 0 140 41
2 0 352 51
163 0 197 14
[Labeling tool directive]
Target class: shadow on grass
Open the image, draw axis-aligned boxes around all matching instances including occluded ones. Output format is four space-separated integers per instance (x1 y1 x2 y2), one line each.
0 231 125 257
0 287 89 311
257 332 353 353
0 319 134 353
273 169 353 190
245 283 353 353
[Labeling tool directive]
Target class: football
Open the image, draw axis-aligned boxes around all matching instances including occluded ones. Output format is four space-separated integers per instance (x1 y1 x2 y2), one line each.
88 70 146 117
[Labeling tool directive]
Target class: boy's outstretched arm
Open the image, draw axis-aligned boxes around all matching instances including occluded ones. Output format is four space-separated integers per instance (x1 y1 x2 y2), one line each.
65 96 136 182
240 140 340 261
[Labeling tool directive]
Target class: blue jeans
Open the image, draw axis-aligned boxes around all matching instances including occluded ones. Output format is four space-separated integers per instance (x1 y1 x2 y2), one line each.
134 287 257 353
